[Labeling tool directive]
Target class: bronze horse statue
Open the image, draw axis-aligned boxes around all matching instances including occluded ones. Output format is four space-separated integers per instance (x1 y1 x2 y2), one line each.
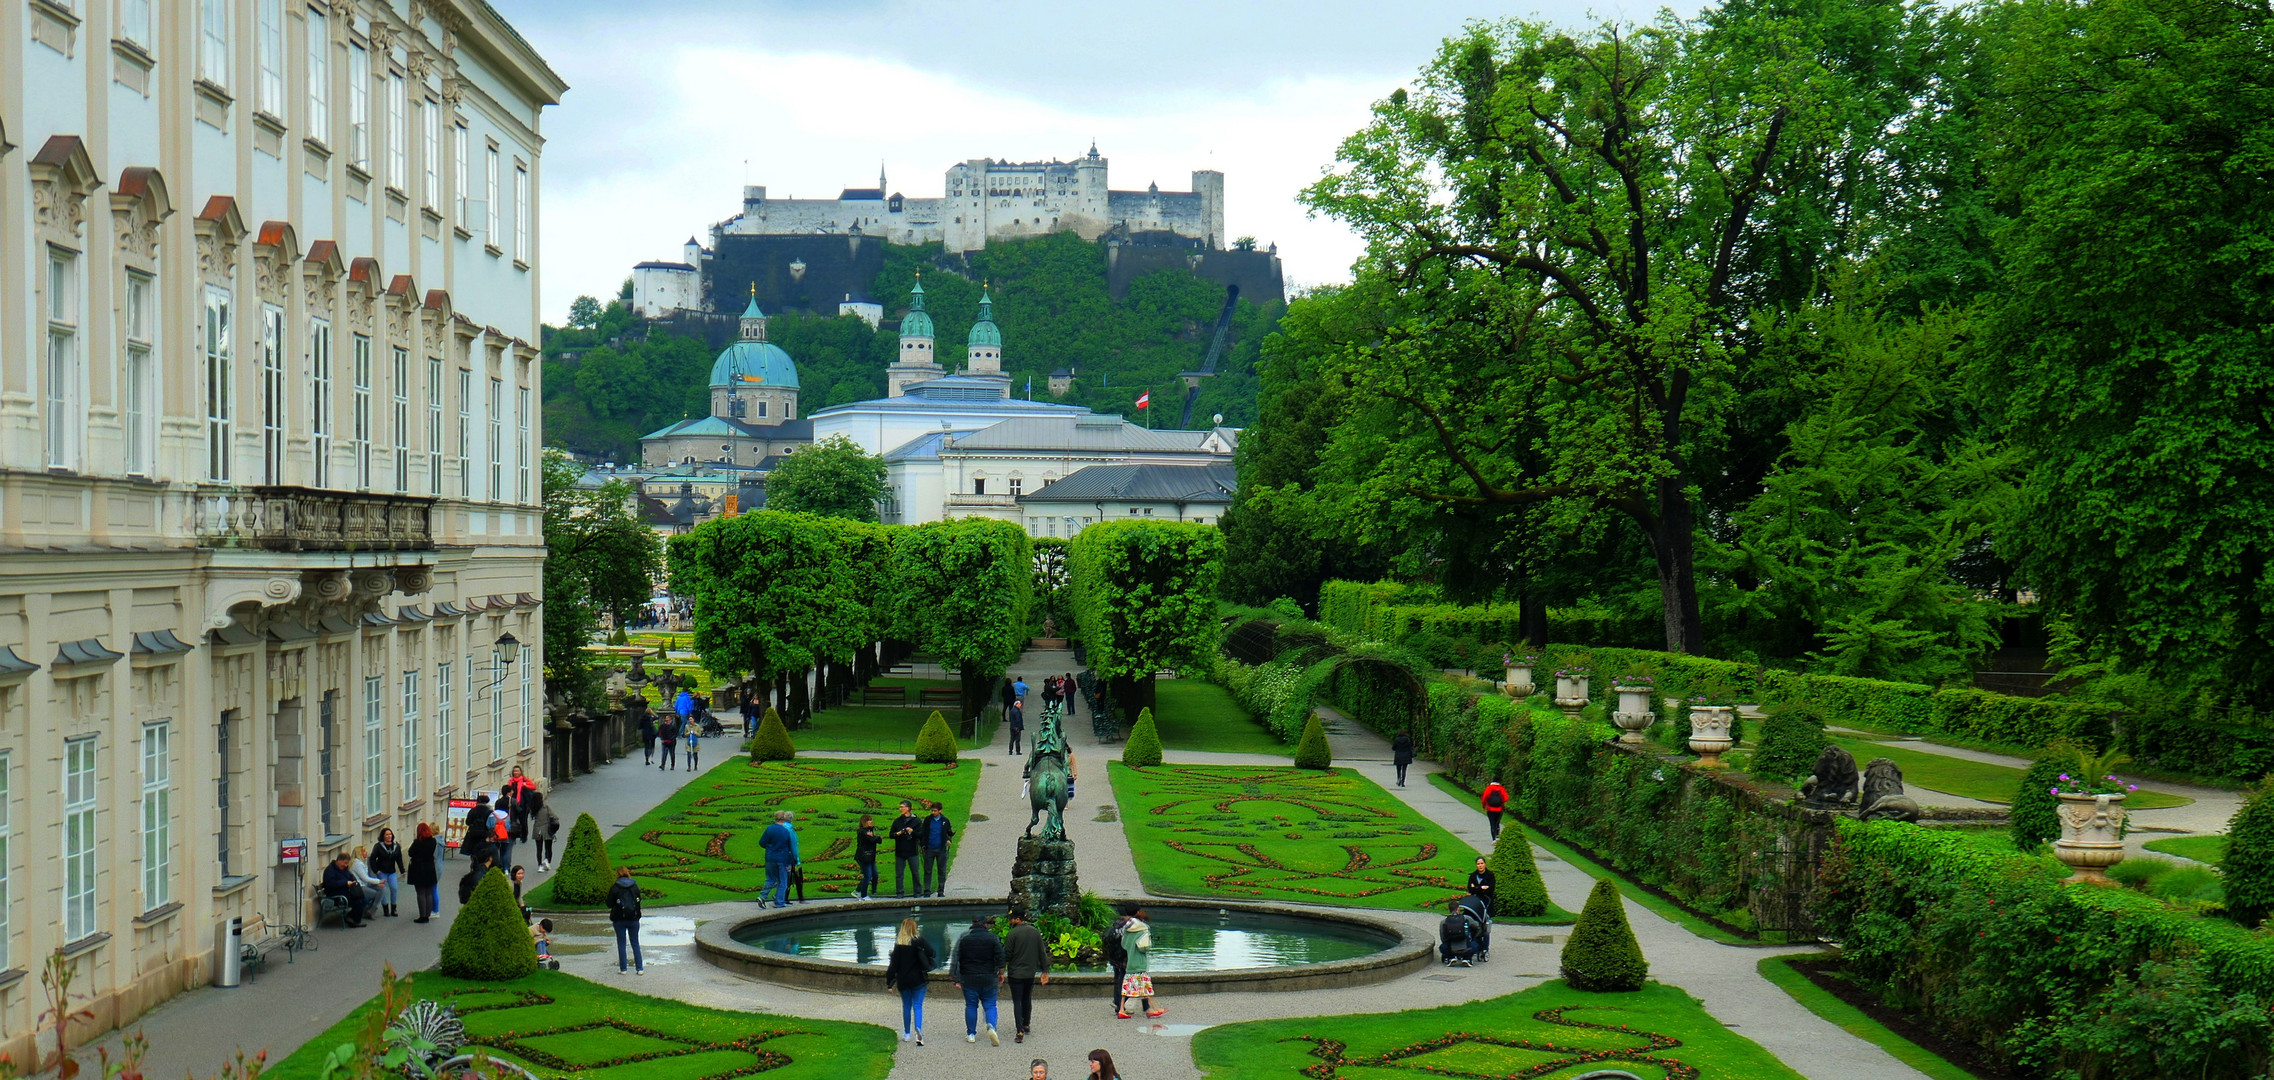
1026 704 1071 841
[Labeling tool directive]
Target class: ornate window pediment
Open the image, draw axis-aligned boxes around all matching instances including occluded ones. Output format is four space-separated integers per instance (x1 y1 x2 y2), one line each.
254 220 301 305
423 289 453 352
347 257 383 333
31 135 102 239
386 274 420 341
195 195 247 282
304 239 345 312
110 166 173 261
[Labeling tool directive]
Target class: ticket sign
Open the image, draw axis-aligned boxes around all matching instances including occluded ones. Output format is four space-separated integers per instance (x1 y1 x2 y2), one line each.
444 792 501 850
278 838 307 865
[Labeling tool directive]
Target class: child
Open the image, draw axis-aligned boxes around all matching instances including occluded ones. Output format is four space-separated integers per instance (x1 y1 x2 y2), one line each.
687 726 701 771
533 918 560 970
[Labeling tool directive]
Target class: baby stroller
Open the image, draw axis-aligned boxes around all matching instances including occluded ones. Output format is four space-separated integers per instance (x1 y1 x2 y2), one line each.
1457 893 1492 962
694 707 726 738
1439 910 1480 967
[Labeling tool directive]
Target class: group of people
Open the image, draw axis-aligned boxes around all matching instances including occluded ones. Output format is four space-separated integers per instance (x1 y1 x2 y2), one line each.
315 765 559 931
882 903 1161 1051
1002 674 1079 757
638 690 710 771
1439 856 1499 965
742 800 960 908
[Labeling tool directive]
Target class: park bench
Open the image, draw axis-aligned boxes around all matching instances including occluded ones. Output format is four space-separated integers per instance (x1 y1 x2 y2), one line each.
238 912 298 980
312 884 357 929
861 685 908 705
918 688 962 708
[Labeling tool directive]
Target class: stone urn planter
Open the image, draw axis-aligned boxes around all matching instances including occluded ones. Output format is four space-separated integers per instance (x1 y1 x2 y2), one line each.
1611 686 1655 743
1505 665 1536 698
1553 674 1591 711
2054 792 2128 882
1688 705 1735 767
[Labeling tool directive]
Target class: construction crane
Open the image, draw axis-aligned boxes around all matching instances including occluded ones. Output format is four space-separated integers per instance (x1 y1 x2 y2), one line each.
1179 283 1241 429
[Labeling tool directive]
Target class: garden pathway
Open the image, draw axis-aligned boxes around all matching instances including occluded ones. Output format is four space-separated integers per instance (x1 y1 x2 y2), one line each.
77 747 713 1080
1829 726 2243 854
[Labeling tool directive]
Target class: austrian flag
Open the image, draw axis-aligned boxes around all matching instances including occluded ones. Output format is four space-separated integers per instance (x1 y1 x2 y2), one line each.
1136 390 1151 409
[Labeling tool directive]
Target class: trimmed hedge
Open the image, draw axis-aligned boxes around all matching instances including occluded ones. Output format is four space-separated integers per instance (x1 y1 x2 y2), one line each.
439 868 537 980
1561 879 1647 991
1751 706 1829 782
1487 821 1551 918
1293 711 1332 769
548 812 613 905
913 711 959 763
1122 708 1164 767
2225 779 2274 927
749 707 795 762
2008 749 2071 851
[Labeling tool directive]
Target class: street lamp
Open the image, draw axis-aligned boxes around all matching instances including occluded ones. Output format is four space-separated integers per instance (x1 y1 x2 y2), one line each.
484 632 520 692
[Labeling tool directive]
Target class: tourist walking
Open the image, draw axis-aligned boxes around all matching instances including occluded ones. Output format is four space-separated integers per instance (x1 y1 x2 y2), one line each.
608 866 646 975
658 712 680 771
740 693 759 737
760 810 801 908
488 798 518 873
1001 677 1018 713
687 724 702 770
1008 698 1026 756
369 829 404 917
921 802 955 898
1062 673 1079 717
1117 907 1162 1018
1013 675 1029 703
854 814 881 899
953 915 1004 1045
460 794 496 867
1467 856 1496 908
458 854 493 905
675 687 696 729
1106 908 1132 1015
533 803 561 873
502 765 541 838
890 800 923 897
639 707 658 765
1391 731 1415 787
1087 1049 1121 1080
408 823 441 923
1479 780 1509 840
885 917 937 1045
1003 909 1052 1042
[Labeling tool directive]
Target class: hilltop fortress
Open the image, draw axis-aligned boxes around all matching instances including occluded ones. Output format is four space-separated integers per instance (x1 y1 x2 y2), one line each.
633 146 1281 323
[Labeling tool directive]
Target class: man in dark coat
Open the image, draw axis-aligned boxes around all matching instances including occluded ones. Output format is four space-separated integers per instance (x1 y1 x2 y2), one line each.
322 853 368 927
954 915 1005 1045
1003 909 1053 1042
1391 731 1415 787
891 801 923 897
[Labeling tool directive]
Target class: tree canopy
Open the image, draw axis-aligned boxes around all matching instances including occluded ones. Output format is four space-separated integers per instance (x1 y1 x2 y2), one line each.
1069 520 1227 720
763 435 888 521
887 518 1033 721
541 450 662 706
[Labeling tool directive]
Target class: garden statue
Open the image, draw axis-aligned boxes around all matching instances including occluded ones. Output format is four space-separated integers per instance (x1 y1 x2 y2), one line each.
1011 703 1083 920
1799 744 1860 809
1025 706 1072 841
654 666 682 700
626 653 649 685
1857 758 1922 822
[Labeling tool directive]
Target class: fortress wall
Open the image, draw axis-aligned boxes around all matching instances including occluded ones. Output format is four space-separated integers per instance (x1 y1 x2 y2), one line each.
1106 245 1286 305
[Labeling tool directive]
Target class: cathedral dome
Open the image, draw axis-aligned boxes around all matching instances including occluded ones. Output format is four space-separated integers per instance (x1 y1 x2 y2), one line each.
900 279 935 340
967 291 1002 348
709 340 800 390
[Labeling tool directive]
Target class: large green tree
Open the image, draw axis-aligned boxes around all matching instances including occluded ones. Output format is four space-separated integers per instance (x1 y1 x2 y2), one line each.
1068 521 1227 721
763 435 888 521
668 511 868 724
1976 0 2274 700
887 519 1033 724
541 451 662 707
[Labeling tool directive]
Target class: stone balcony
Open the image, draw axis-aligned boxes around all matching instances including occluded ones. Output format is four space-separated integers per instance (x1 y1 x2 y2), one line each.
193 485 436 552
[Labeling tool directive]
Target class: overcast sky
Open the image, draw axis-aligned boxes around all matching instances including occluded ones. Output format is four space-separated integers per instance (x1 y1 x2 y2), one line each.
486 0 1667 323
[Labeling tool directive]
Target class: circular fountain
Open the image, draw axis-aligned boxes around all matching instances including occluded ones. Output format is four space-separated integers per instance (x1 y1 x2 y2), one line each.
695 896 1434 996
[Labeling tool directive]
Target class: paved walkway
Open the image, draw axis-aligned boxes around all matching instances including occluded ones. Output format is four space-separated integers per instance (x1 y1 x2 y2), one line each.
82 747 711 1080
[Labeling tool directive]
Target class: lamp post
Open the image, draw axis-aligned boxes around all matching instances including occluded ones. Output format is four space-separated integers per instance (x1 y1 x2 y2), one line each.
484 631 520 692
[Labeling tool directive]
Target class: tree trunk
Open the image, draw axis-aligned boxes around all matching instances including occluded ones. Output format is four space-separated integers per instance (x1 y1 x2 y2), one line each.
959 670 992 740
788 667 812 728
1519 589 1549 648
775 672 789 716
1652 476 1706 654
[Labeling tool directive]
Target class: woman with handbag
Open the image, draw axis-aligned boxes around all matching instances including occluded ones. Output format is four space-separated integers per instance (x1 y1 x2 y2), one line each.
885 917 938 1045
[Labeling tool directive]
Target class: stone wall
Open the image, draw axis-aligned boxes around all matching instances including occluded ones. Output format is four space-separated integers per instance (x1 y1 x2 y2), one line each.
709 233 889 321
1107 245 1285 304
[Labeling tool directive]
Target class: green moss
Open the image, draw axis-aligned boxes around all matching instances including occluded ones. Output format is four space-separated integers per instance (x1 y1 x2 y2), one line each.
1293 711 1333 770
1123 707 1165 767
1486 820 1551 918
749 707 796 762
913 710 960 763
548 813 613 905
438 868 536 981
1560 878 1647 992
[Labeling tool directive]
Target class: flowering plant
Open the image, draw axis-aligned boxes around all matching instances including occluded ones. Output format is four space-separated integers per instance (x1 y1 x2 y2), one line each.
2051 772 2137 797
1614 673 1656 689
1555 666 1592 679
1504 653 1538 667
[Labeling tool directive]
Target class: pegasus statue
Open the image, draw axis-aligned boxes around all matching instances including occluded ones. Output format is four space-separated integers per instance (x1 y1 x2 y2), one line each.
1026 703 1071 841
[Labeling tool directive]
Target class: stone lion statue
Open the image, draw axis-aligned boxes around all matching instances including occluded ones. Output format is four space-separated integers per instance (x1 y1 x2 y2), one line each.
1799 744 1859 809
1857 757 1922 822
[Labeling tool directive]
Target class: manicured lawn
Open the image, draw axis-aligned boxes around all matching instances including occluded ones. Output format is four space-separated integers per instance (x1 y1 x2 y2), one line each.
2145 833 2228 864
1109 762 1569 919
1193 979 1804 1080
794 702 999 753
1832 737 2192 809
1757 955 1975 1080
1151 679 1288 756
526 757 979 908
262 969 893 1080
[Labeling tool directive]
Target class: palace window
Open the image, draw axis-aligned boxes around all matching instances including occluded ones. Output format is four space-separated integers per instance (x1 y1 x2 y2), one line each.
347 42 369 170
513 162 530 262
63 737 97 943
428 357 444 495
353 334 372 489
306 9 330 144
453 123 470 228
262 304 286 484
386 71 407 191
457 368 473 497
205 286 234 482
422 99 440 210
142 721 171 909
400 672 421 804
199 0 230 90
362 676 384 814
125 272 155 477
46 248 79 471
392 346 410 493
488 376 504 500
484 144 500 248
519 643 534 750
311 319 333 486
256 0 284 118
436 662 454 788
0 751 12 969
517 385 531 503
317 692 336 838
119 0 152 50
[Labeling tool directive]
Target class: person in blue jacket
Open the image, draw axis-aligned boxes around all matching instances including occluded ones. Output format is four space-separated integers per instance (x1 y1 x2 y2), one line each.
759 809 801 908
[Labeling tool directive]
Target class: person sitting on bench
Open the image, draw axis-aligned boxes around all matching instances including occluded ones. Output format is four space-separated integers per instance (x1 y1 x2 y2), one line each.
322 853 369 928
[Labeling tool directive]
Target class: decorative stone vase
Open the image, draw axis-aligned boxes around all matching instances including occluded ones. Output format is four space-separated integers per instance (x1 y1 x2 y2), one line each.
2054 792 2128 882
1553 675 1591 710
1688 705 1735 767
1611 686 1655 743
1505 665 1535 697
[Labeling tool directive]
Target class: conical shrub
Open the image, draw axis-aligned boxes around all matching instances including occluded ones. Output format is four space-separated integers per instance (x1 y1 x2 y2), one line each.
549 812 614 905
749 706 796 762
2223 778 2274 927
2009 746 2076 851
1488 820 1550 918
1293 711 1333 770
1560 878 1646 991
913 710 960 763
1123 707 1164 767
1750 706 1828 782
439 867 537 980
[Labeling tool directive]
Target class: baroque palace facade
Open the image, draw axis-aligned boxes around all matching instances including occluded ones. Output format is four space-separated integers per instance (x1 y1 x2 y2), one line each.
0 0 561 1056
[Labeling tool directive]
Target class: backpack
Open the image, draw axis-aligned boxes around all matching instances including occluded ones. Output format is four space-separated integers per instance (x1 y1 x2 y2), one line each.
609 883 641 921
493 815 512 842
1483 786 1506 811
1105 921 1127 965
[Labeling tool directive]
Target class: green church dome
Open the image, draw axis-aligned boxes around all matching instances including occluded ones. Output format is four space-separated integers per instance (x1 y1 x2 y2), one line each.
967 291 1002 348
709 340 800 390
900 280 935 340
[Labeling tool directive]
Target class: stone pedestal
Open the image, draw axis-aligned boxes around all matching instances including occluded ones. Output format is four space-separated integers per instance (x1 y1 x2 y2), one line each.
1010 837 1082 920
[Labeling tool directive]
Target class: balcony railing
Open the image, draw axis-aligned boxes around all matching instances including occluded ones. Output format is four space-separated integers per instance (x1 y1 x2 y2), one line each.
194 485 436 552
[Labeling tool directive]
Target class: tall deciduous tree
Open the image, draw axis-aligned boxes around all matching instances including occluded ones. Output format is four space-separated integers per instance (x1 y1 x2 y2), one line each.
542 451 662 707
1068 521 1227 721
763 435 889 521
668 511 867 724
887 519 1032 725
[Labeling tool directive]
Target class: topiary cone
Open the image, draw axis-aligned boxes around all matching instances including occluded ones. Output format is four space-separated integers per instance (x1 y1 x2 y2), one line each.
1293 710 1333 770
1560 878 1647 991
1488 819 1551 918
2008 746 2074 852
549 812 614 905
1123 707 1164 767
2222 777 2274 927
913 710 960 764
750 706 796 762
439 867 538 980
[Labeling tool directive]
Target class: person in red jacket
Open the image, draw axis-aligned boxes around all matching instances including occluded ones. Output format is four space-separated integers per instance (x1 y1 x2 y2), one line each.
1479 781 1509 841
